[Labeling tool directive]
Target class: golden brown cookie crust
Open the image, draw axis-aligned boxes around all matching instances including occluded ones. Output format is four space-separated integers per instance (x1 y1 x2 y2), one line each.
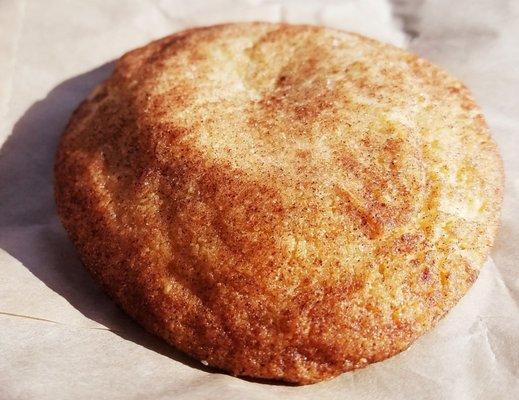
55 23 503 384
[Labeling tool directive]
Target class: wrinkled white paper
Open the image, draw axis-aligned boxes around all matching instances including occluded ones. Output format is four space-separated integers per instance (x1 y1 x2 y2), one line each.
1 1 518 399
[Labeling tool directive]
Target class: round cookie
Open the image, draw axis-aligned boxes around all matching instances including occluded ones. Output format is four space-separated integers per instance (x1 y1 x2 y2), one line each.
55 23 503 384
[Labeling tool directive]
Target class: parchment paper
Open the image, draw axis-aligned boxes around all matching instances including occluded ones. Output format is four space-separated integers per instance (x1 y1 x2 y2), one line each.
1 1 518 399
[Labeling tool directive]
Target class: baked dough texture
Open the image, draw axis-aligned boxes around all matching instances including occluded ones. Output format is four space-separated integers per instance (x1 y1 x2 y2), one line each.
55 23 503 384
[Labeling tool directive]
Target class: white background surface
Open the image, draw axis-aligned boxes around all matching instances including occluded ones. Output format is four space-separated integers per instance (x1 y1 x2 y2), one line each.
0 1 518 399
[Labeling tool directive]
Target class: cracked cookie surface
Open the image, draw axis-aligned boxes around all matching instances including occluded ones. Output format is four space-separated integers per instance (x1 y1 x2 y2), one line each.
55 23 503 384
